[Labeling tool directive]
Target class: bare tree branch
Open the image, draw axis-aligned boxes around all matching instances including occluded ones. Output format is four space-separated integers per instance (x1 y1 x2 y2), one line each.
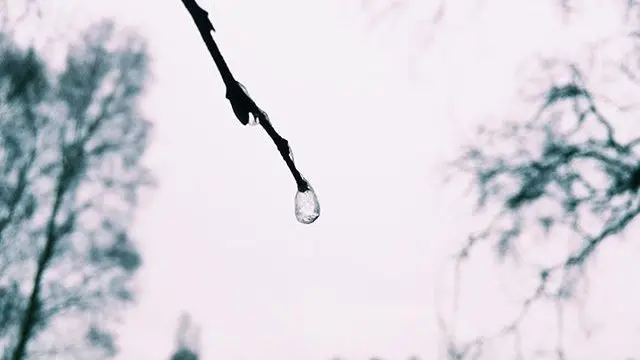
447 53 640 358
179 0 317 198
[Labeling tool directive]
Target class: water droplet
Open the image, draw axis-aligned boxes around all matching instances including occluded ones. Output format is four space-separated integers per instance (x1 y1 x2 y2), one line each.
295 184 320 224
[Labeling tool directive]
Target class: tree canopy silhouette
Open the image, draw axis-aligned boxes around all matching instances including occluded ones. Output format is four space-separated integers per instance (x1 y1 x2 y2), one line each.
0 19 153 360
440 3 640 359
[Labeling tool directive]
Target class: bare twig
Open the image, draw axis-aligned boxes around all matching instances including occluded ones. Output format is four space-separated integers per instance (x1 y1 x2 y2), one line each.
180 0 312 192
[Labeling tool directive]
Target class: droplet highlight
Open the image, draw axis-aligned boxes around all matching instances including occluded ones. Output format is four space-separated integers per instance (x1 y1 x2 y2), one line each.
247 112 259 126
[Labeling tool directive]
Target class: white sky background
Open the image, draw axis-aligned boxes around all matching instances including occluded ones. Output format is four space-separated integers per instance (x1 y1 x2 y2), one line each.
8 0 640 359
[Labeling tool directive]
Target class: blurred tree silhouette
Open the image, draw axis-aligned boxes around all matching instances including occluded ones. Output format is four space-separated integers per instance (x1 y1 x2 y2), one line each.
0 19 153 360
436 2 640 360
168 313 201 360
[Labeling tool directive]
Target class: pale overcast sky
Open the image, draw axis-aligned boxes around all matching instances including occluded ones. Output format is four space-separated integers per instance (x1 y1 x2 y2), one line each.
10 0 640 359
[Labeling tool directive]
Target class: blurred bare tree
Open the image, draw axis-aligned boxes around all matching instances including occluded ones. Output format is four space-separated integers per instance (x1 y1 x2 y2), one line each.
168 313 201 360
437 2 640 360
0 18 153 360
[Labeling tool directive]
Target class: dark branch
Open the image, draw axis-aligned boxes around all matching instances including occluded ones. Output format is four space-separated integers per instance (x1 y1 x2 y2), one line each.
180 0 311 192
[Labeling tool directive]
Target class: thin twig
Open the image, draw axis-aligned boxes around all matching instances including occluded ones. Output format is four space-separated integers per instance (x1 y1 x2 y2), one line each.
180 0 311 192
